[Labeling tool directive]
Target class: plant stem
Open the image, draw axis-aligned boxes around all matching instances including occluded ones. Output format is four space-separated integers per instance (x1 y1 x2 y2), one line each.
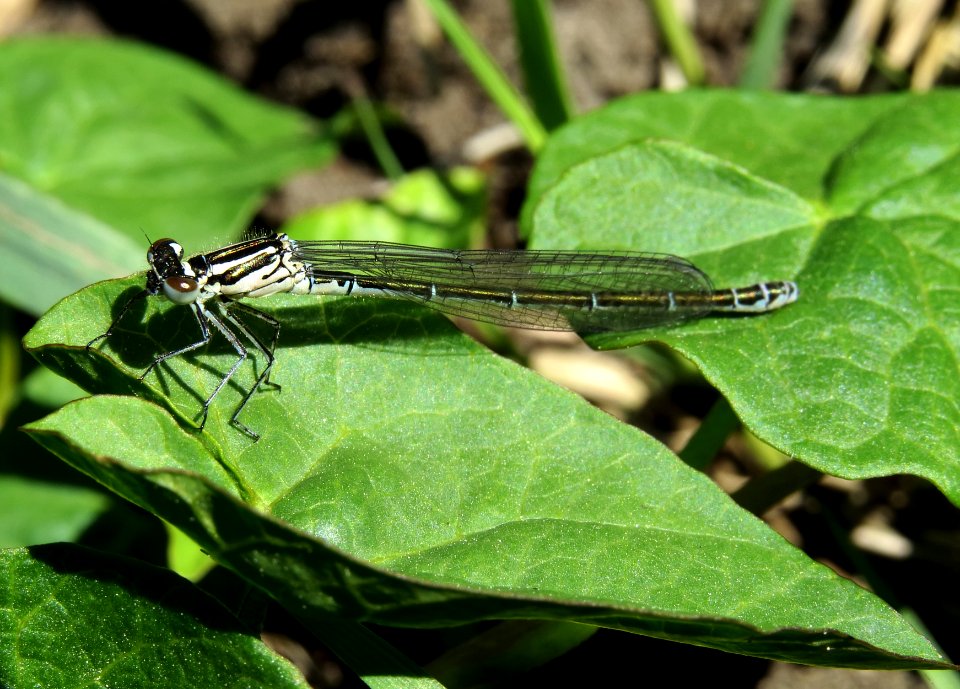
0 305 18 426
647 0 706 86
678 396 738 470
731 460 822 515
740 0 794 89
427 621 596 686
311 615 446 689
353 94 405 181
421 0 548 152
510 0 574 131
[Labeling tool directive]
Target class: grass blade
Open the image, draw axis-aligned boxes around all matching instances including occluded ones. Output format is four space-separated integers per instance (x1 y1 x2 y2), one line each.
421 0 547 151
510 0 574 130
740 0 795 89
647 0 706 85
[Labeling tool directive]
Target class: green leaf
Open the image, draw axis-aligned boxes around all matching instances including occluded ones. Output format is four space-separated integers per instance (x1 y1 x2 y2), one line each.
166 524 216 582
520 90 910 232
826 95 960 216
21 366 86 409
282 167 486 247
0 477 108 547
0 172 143 316
20 281 946 669
0 544 309 688
510 0 574 130
530 140 815 280
0 38 335 248
524 92 960 508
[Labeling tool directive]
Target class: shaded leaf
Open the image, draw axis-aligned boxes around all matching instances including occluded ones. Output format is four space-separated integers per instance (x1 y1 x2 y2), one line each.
21 367 86 409
0 172 143 315
0 477 108 547
0 544 309 688
0 38 335 248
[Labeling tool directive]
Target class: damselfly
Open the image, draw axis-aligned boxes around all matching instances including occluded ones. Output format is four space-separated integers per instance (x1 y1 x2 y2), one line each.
87 233 798 439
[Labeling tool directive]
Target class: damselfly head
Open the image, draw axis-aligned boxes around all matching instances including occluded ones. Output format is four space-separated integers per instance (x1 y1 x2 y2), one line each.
145 238 188 296
146 238 184 266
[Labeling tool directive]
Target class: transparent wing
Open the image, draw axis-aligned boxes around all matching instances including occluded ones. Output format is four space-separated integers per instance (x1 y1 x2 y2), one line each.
291 241 716 332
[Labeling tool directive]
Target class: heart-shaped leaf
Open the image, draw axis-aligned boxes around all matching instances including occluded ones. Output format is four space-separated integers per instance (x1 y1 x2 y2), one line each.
524 91 960 507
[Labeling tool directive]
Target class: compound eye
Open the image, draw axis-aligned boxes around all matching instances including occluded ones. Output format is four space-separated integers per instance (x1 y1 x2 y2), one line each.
162 276 200 305
147 238 183 265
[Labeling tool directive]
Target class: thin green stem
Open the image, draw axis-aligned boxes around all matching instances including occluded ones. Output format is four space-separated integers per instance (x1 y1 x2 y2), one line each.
647 0 706 86
0 304 18 426
740 0 794 89
309 615 447 689
731 460 822 515
510 0 574 131
427 621 596 686
422 0 548 152
677 396 738 471
352 95 405 181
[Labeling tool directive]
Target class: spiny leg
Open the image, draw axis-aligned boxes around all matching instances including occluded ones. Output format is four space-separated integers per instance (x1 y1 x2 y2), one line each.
201 305 256 438
220 305 283 440
86 289 149 349
226 300 281 389
138 302 212 381
90 290 227 434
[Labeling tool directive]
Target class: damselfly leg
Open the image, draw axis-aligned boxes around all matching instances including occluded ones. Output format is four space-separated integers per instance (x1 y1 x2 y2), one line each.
216 302 282 440
86 289 149 351
88 285 282 440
